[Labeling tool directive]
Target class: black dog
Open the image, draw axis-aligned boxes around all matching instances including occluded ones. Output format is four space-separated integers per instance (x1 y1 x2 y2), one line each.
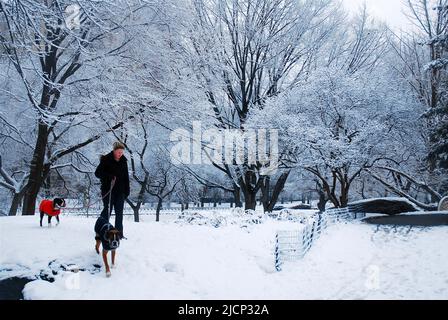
39 198 66 227
94 216 120 277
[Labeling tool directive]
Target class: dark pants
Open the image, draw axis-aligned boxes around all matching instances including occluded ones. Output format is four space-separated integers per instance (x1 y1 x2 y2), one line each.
101 191 124 235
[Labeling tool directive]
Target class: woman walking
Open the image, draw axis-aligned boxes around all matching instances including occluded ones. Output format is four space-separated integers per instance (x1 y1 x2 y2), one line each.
95 141 130 239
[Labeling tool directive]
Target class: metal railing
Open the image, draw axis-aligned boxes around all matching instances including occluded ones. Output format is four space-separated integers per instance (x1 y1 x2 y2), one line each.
274 208 365 271
62 205 236 217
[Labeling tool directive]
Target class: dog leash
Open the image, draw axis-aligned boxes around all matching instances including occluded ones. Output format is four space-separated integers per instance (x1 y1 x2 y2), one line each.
63 178 116 211
107 177 116 221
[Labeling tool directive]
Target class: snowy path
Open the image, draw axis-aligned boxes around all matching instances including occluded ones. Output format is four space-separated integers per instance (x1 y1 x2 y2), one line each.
284 224 448 299
1 215 448 299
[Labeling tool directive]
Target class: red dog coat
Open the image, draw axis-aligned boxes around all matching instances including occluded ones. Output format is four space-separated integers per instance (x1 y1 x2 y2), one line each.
39 200 61 217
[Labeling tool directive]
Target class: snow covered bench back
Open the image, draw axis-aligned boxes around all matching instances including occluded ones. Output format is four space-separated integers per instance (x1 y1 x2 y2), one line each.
439 196 448 212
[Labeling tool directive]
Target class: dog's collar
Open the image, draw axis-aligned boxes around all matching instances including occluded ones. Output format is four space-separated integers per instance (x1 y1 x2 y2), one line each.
99 222 120 249
100 223 112 239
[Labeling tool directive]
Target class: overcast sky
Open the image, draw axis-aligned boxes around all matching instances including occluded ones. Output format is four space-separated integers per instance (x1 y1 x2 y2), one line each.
342 0 411 30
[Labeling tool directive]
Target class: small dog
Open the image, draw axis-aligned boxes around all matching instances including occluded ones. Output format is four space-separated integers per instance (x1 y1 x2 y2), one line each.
39 198 66 227
94 216 120 277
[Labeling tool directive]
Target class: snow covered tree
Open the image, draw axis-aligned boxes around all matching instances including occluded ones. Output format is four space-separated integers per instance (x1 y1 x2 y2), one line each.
250 66 420 208
0 0 205 215
0 0 159 215
323 3 388 75
425 2 448 191
0 155 29 215
187 0 342 210
146 148 185 222
388 0 448 199
175 176 202 210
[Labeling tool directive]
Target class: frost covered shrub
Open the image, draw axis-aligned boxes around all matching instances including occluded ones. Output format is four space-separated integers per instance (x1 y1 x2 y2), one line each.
273 209 316 223
176 211 227 227
231 208 246 216
176 209 268 228
240 210 265 225
277 209 294 221
176 212 207 225
175 208 319 228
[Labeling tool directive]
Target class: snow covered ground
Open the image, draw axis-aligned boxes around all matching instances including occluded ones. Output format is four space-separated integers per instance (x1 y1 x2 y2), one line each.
1 212 448 300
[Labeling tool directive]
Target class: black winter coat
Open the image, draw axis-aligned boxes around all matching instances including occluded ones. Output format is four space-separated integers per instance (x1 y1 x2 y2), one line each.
94 151 130 198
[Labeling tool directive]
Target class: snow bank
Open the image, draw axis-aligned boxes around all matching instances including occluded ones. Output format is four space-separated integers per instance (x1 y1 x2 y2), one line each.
1 214 448 299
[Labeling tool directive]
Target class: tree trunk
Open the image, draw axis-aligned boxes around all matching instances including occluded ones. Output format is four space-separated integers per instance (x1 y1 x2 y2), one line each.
133 175 149 223
267 172 289 212
233 185 242 208
261 177 270 212
241 171 259 211
317 191 328 213
261 171 290 213
9 191 25 216
340 193 349 208
133 206 140 223
339 180 350 208
428 152 439 203
156 198 163 222
22 123 49 215
243 189 257 211
320 171 345 208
